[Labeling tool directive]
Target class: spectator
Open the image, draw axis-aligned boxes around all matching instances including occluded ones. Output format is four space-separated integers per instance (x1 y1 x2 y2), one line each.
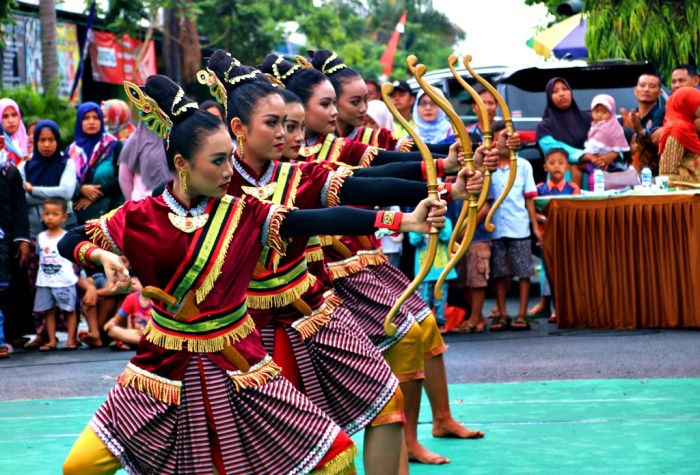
365 100 395 131
489 122 541 331
26 120 38 156
66 102 124 224
658 87 700 183
118 121 171 201
0 98 29 164
33 197 79 351
533 148 581 323
466 86 499 144
582 94 631 187
364 77 381 101
389 80 415 137
101 99 135 141
620 72 665 175
200 100 225 122
537 77 619 188
19 120 78 349
671 64 699 94
0 125 30 351
412 89 455 145
103 278 151 351
409 217 457 330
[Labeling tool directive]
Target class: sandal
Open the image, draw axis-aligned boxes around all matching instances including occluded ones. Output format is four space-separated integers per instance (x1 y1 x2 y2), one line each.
24 338 46 351
490 315 511 332
548 313 557 324
511 314 533 331
0 345 9 359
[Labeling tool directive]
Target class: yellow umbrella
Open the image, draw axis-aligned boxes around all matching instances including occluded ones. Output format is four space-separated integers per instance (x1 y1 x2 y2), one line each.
531 13 587 59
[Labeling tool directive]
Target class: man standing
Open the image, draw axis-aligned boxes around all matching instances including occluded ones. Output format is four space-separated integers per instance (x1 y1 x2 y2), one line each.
390 80 415 137
671 64 700 94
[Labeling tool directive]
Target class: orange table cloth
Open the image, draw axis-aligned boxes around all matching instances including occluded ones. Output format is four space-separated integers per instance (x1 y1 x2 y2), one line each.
541 192 700 329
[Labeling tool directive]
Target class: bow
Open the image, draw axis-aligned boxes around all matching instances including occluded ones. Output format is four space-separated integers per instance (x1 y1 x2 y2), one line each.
380 76 439 336
462 55 518 233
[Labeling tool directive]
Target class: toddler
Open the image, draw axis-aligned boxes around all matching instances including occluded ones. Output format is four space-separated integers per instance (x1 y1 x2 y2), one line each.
583 94 630 187
103 278 151 350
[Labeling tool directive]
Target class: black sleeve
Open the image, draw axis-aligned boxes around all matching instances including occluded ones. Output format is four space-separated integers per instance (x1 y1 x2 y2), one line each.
57 226 88 261
281 207 384 238
9 167 29 241
353 162 424 181
339 177 425 207
373 150 446 166
410 142 451 155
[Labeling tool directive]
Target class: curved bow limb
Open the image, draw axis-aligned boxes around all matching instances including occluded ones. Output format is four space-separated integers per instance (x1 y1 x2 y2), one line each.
381 78 439 336
445 54 493 254
463 55 518 233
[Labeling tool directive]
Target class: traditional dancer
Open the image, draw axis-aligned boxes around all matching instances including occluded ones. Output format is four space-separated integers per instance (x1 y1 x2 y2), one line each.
58 75 447 475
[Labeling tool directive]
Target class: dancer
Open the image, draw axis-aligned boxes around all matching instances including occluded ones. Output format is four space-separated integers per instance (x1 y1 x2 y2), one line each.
58 74 447 475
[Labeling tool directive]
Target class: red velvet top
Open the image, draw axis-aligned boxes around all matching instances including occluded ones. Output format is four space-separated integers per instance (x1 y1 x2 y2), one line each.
347 126 412 152
299 133 377 167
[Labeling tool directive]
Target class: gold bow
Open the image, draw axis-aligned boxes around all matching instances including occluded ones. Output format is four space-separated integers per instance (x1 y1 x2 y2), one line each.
380 72 440 336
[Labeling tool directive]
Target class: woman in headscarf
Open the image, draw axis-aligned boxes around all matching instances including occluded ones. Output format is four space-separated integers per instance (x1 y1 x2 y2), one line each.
66 102 124 224
18 120 79 350
536 77 621 187
118 121 172 201
101 99 135 141
0 98 29 164
365 99 396 131
412 89 455 145
658 86 700 184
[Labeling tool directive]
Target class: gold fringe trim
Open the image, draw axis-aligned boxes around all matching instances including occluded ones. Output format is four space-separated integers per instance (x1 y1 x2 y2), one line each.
305 247 325 263
85 207 122 255
328 137 347 164
227 355 282 391
357 249 387 267
325 172 348 208
318 235 333 247
287 165 302 207
196 198 244 304
398 138 414 152
327 255 365 280
142 315 256 353
117 363 182 405
310 443 358 475
246 273 317 309
265 206 291 272
359 147 379 168
291 292 342 340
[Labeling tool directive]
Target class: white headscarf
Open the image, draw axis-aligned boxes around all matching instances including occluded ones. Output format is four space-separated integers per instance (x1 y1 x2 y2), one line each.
366 100 395 132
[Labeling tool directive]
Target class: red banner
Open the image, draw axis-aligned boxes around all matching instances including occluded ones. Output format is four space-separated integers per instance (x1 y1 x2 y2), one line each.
89 30 156 85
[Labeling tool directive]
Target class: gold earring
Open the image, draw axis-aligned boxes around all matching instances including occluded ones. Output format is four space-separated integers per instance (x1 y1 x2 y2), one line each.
179 169 189 194
237 135 245 159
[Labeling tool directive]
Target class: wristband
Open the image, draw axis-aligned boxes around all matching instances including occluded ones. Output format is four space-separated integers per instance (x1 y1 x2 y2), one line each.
421 159 446 179
437 181 452 203
374 210 403 235
75 241 100 268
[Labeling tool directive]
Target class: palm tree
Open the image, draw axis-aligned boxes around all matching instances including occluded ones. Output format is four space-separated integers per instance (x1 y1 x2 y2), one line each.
40 0 59 88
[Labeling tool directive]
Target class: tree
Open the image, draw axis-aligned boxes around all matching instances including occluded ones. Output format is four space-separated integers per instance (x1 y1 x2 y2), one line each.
39 0 59 88
0 0 17 48
526 0 700 82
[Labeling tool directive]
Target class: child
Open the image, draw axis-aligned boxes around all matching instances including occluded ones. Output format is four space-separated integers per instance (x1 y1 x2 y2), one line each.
409 217 457 330
33 197 79 351
488 122 541 331
583 94 630 188
532 148 581 323
103 278 151 350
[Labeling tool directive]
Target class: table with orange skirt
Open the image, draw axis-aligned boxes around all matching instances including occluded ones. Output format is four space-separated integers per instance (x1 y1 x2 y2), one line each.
538 191 700 329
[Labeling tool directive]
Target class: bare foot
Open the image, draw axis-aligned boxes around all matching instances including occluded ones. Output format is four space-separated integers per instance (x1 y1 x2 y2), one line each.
78 330 102 348
433 418 485 439
406 441 450 464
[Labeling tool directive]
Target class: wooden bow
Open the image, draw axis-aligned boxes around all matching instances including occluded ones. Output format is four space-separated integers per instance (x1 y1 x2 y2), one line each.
380 77 440 336
445 54 493 256
462 54 518 233
141 285 251 371
405 56 479 300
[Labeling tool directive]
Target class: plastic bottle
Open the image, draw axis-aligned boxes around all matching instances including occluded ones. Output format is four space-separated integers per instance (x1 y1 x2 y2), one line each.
641 166 652 189
593 168 605 193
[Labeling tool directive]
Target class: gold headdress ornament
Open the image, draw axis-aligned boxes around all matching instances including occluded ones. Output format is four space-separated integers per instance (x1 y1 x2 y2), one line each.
320 52 347 75
265 73 286 89
295 55 314 69
196 67 228 118
124 80 190 149
271 55 301 81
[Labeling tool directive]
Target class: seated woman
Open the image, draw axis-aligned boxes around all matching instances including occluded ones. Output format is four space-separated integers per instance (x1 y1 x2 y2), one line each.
536 77 624 188
658 86 700 184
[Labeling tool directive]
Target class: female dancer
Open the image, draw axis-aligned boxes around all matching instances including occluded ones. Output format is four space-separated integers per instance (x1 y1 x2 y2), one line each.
263 53 496 464
58 74 447 475
201 50 481 474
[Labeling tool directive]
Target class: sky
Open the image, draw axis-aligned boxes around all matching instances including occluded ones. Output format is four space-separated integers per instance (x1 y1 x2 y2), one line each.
432 0 553 68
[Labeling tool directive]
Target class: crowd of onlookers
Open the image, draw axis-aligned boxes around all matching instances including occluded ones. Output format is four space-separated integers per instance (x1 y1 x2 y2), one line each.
0 63 699 357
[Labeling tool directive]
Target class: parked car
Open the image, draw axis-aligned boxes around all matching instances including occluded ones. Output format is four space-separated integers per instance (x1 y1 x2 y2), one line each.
407 60 668 183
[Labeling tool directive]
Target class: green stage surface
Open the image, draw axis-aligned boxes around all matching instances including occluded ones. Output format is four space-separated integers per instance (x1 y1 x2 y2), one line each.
2 378 699 474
